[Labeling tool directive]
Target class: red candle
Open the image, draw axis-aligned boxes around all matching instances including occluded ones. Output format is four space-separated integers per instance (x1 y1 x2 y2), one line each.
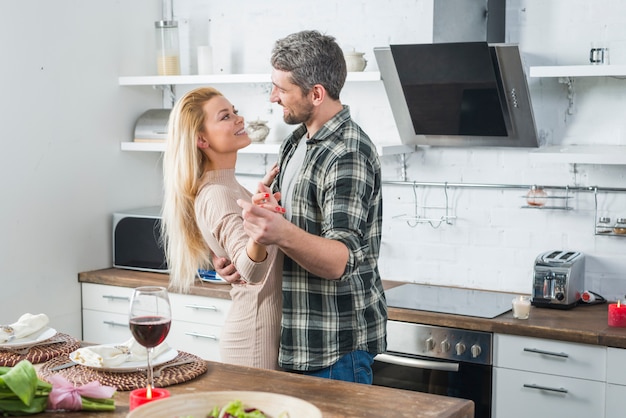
129 387 170 411
608 300 626 327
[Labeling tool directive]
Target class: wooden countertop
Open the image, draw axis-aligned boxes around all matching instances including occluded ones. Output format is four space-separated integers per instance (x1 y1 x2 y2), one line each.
38 360 473 418
79 268 626 349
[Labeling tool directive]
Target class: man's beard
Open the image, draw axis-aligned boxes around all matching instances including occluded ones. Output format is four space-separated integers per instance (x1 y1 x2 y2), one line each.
283 103 314 125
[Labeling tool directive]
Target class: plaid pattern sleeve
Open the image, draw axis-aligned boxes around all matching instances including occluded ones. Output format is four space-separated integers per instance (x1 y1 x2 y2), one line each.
277 106 387 371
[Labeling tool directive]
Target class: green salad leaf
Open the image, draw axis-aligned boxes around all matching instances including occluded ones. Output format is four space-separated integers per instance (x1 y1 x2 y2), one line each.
208 399 267 418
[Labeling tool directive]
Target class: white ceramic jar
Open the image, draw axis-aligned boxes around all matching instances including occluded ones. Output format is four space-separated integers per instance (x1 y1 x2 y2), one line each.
246 120 270 143
344 51 367 72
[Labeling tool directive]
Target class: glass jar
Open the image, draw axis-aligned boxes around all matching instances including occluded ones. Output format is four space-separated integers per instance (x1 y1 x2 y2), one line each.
597 217 612 234
614 218 626 235
155 20 180 76
526 185 548 207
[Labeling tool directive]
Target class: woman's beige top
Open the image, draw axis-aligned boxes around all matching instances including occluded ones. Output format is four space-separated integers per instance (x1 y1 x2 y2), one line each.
195 169 282 370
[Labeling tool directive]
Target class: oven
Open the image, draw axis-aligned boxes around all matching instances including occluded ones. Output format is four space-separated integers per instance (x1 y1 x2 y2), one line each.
373 321 492 418
374 283 519 418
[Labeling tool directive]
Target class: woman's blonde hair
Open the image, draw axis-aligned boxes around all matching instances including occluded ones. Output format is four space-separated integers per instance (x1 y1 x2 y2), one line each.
161 87 223 292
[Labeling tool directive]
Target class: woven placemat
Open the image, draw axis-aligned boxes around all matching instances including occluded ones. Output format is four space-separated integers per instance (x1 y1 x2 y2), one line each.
38 351 208 391
0 333 80 367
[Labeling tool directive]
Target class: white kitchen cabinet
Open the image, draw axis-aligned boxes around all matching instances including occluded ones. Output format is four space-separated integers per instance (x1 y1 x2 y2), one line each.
82 283 133 344
167 292 232 362
493 334 606 418
81 282 232 361
606 347 626 416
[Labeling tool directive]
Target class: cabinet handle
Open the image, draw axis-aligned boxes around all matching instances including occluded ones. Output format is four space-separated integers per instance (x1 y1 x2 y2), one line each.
523 347 569 358
184 304 219 312
102 295 130 301
184 331 218 341
102 320 129 328
523 383 568 394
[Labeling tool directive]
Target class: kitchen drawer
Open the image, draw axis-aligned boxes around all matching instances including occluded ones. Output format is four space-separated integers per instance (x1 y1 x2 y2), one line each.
82 309 132 344
82 283 133 315
607 347 626 384
493 367 605 418
606 383 626 416
168 320 222 362
169 292 232 326
494 334 606 381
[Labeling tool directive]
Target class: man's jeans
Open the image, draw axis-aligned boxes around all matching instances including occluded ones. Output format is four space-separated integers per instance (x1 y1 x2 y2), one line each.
302 350 375 384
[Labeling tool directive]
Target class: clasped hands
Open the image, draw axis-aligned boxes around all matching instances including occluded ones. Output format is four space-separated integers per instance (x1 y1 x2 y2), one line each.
237 182 288 247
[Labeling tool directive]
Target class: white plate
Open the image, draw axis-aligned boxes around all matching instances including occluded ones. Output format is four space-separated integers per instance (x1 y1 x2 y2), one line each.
69 346 178 373
0 327 57 349
126 391 322 418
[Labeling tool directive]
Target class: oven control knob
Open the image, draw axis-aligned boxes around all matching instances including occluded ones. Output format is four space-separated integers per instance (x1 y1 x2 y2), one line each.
471 344 482 358
440 339 451 353
425 337 435 351
455 342 466 356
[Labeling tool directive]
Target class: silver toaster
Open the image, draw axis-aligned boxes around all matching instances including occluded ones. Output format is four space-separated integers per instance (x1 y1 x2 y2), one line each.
531 250 585 309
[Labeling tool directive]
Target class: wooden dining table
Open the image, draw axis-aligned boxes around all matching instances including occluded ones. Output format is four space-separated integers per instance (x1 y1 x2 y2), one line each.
37 359 474 418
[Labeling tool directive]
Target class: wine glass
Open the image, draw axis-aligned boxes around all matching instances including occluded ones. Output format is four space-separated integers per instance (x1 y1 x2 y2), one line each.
129 286 172 396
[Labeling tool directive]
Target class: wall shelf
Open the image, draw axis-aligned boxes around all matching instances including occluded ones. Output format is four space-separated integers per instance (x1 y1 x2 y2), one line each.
529 65 626 78
119 71 381 86
529 145 626 165
118 71 409 155
121 141 415 156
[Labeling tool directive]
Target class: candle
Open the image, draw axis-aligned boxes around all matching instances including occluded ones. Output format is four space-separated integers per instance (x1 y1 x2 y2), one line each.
608 300 626 327
512 295 531 320
129 387 170 411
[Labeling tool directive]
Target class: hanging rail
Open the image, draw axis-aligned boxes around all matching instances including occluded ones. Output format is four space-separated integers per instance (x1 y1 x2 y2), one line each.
239 172 626 193
381 180 626 193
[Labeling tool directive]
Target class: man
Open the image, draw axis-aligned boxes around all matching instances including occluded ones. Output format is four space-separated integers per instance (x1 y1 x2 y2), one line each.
219 30 387 383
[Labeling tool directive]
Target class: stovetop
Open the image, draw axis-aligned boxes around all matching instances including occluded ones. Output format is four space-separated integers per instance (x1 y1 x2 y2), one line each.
385 283 518 319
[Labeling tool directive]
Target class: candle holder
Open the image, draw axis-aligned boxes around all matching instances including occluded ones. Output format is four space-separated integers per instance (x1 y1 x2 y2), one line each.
129 387 170 411
512 295 531 320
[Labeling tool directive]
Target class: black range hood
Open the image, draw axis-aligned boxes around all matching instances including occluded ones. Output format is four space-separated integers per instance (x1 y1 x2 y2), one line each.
374 42 539 148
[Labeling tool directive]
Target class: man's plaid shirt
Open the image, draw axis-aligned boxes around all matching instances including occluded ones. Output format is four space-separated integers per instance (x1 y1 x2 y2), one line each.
274 105 387 371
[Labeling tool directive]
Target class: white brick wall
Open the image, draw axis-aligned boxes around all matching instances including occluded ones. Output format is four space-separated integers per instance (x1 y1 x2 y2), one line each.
178 0 626 298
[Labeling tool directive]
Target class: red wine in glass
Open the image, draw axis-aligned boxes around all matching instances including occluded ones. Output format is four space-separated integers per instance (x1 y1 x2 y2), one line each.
129 286 172 394
129 316 171 348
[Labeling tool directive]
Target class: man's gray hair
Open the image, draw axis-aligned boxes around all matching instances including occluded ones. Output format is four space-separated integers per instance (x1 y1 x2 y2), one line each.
271 30 347 100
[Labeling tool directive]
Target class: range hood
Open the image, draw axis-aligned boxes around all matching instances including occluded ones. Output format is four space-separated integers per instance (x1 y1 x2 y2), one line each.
374 42 539 148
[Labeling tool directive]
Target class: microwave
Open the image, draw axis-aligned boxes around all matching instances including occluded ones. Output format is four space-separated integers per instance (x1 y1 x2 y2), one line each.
112 206 168 273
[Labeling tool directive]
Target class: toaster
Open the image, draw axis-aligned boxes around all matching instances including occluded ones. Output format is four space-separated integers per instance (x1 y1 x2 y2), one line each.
531 250 585 309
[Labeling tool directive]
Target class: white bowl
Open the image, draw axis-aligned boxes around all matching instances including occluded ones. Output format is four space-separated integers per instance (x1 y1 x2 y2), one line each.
126 391 323 418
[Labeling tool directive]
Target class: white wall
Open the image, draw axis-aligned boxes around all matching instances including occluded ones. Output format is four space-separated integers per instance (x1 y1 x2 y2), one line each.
2 0 625 337
0 1 164 335
175 0 626 298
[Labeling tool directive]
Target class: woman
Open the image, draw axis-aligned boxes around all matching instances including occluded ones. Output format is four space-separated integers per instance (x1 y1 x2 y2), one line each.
161 86 283 370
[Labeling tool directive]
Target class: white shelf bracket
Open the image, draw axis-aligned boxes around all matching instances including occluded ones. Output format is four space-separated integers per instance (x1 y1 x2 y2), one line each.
399 153 408 182
558 76 575 115
153 85 176 108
